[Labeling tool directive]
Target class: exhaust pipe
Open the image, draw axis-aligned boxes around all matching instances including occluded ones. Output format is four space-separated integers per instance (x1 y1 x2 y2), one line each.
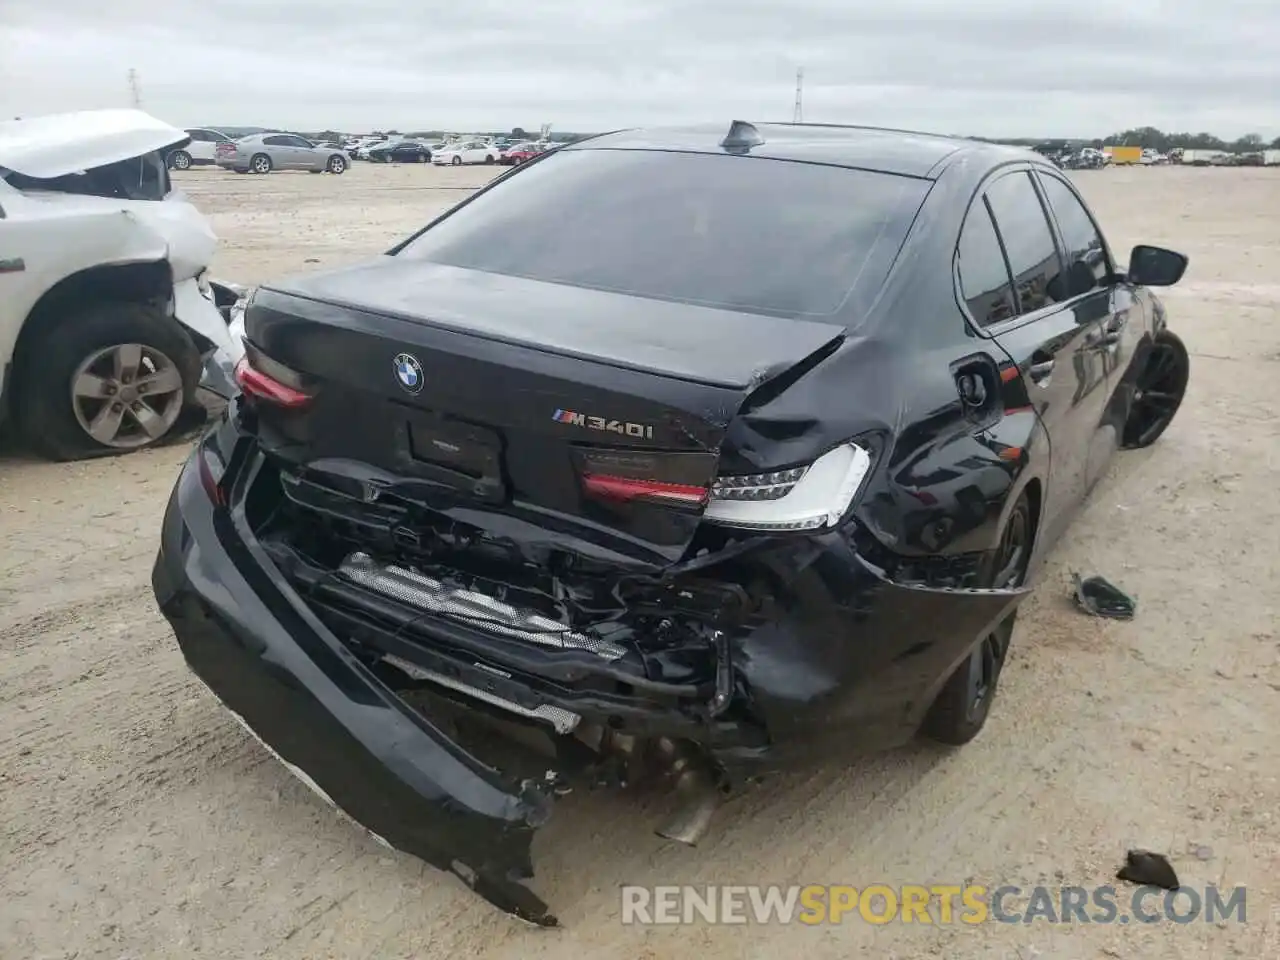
654 741 723 846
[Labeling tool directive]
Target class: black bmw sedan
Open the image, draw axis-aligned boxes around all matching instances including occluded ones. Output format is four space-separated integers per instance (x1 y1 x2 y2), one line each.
367 139 432 163
152 120 1190 926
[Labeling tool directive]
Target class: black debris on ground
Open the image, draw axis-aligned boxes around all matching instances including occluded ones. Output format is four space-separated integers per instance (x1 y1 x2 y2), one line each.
1116 849 1180 890
1072 573 1137 620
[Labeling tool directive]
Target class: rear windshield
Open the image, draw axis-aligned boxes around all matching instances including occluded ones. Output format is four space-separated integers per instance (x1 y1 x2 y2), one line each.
394 148 930 320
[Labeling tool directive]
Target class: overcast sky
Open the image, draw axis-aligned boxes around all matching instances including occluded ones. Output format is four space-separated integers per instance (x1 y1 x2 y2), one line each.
2 0 1276 138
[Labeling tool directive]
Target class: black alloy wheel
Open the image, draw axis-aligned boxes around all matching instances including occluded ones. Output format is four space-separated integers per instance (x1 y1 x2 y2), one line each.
965 499 1030 721
1121 331 1190 448
923 492 1033 746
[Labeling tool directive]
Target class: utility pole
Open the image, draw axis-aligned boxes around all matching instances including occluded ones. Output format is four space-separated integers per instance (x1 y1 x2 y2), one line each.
792 68 804 124
127 68 142 108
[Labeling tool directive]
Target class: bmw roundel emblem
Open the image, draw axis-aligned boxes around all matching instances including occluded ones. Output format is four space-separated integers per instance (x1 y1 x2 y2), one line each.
393 353 424 395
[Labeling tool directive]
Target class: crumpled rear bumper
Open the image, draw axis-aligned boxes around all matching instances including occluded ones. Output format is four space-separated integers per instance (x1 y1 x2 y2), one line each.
151 450 559 925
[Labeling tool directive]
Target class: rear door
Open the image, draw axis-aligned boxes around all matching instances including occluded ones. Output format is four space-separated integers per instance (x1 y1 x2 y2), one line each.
957 168 1111 545
186 129 213 162
1032 170 1140 484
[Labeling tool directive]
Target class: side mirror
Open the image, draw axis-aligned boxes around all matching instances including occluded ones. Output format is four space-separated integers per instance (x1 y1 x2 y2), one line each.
1128 245 1188 287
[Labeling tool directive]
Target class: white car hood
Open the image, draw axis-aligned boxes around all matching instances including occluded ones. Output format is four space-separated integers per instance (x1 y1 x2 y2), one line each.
0 109 189 179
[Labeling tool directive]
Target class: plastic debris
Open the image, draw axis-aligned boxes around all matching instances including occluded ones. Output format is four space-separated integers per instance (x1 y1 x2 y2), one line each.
1116 850 1179 890
1072 573 1136 620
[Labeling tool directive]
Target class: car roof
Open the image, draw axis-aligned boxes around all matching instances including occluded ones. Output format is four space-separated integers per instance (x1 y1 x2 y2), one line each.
568 121 1043 180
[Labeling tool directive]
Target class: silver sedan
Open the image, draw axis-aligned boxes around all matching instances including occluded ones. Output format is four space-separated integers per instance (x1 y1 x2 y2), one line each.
215 133 349 174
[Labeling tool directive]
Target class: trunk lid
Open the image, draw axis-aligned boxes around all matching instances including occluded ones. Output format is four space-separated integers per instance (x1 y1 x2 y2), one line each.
243 259 845 563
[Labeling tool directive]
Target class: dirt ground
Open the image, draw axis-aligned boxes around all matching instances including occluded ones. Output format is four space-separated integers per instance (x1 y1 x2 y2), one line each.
2 162 1278 959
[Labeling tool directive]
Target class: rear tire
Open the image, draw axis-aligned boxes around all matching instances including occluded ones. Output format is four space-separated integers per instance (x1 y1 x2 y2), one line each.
250 153 272 174
169 150 192 171
922 491 1033 746
451 155 462 166
327 154 347 174
12 301 202 461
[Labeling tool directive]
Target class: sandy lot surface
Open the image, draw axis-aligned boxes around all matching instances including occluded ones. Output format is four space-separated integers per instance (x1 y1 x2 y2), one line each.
2 162 1278 959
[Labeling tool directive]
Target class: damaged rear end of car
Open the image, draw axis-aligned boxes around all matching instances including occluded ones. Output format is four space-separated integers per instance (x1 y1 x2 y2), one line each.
153 134 1033 924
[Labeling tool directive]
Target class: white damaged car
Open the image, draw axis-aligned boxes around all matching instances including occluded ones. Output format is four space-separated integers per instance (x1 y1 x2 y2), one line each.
0 109 244 460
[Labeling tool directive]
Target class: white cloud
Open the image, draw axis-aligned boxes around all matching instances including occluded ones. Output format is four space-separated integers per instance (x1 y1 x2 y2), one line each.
1 0 1275 137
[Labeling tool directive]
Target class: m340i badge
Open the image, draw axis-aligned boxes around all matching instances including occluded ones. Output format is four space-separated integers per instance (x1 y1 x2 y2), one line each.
552 408 655 439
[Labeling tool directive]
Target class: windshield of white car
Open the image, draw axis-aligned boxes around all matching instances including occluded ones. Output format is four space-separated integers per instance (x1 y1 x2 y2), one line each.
394 148 930 321
2 149 171 201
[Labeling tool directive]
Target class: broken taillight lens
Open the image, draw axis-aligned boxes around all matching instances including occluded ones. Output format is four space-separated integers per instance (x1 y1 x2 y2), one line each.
234 354 313 408
580 473 709 507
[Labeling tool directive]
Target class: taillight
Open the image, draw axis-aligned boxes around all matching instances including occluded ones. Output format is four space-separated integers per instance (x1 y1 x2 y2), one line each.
581 473 709 507
702 443 873 531
234 354 313 408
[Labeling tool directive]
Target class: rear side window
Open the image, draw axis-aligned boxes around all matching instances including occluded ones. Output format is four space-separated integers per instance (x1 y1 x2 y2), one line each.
1038 174 1110 294
264 135 289 146
957 200 1017 327
983 172 1063 315
396 148 931 321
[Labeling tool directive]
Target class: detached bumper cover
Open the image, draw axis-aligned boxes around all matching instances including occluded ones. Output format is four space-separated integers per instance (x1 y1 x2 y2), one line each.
152 455 558 925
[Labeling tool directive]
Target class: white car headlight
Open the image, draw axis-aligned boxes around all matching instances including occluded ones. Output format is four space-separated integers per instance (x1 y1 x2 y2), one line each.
703 443 873 532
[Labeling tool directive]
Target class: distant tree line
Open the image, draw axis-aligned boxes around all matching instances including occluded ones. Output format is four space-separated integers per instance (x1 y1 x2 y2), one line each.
1099 127 1275 152
980 127 1279 153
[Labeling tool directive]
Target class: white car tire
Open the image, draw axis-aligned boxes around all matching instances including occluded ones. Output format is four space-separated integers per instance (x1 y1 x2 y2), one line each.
12 302 201 461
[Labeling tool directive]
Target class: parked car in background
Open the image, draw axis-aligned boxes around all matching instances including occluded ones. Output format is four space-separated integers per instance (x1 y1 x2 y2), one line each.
367 140 432 163
431 140 502 166
355 138 391 161
0 109 242 460
500 142 543 165
167 128 236 170
216 134 349 175
1061 148 1106 170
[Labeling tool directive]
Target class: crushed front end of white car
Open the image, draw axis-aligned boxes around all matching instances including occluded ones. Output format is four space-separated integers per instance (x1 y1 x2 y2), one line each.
0 108 244 460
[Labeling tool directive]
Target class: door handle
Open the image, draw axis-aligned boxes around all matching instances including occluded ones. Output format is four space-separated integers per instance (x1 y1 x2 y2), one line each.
1028 359 1055 383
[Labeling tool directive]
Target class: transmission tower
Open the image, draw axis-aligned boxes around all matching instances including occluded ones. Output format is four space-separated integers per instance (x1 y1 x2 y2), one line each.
127 68 142 108
792 68 804 123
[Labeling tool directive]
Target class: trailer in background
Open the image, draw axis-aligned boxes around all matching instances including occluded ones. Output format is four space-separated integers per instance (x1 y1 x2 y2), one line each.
1175 149 1230 166
1103 145 1143 165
